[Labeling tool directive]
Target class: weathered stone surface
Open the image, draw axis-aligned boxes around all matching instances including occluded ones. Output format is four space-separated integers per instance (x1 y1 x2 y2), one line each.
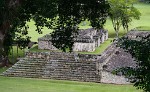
101 71 130 84
2 30 149 84
38 28 108 52
127 30 150 39
2 50 134 84
2 52 101 82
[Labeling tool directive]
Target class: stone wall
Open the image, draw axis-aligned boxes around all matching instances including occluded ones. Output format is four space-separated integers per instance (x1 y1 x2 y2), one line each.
38 41 57 50
101 71 130 84
38 28 109 52
73 42 96 52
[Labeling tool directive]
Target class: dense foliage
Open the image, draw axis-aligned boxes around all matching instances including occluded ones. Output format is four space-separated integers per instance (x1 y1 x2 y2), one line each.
0 0 110 64
118 36 150 92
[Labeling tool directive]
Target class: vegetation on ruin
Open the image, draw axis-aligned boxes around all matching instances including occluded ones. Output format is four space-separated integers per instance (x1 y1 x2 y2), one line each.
118 35 150 92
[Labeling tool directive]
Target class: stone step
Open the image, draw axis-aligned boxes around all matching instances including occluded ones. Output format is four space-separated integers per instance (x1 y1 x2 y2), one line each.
4 71 42 75
4 73 40 78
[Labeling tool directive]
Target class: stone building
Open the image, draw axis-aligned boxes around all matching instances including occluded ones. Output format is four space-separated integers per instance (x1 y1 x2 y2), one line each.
38 35 57 50
38 28 108 52
126 30 150 39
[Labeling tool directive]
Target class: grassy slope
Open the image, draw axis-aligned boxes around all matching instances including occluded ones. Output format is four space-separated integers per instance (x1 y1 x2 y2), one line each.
27 20 53 42
104 3 150 38
132 3 150 29
0 76 141 92
79 38 113 54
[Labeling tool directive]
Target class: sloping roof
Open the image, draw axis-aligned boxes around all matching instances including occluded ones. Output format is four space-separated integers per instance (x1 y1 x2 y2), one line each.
98 43 137 72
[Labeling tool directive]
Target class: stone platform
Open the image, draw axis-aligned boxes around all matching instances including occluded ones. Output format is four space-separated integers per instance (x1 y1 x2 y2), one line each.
1 45 132 84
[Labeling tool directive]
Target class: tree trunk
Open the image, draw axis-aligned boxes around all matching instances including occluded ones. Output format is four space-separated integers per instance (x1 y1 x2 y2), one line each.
0 33 9 67
0 23 12 67
0 32 5 62
115 29 119 40
17 44 18 57
0 43 3 62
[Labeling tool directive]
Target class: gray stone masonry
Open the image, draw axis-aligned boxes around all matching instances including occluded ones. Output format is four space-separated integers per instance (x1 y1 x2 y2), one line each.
126 30 150 39
38 28 108 52
2 51 129 84
1 30 149 84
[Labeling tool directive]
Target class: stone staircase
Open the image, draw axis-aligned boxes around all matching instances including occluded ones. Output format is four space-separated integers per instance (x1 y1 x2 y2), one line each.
1 52 100 82
2 58 46 78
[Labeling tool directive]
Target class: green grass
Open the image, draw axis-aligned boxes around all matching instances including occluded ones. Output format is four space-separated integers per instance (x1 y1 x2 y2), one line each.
104 3 150 38
8 46 24 63
135 26 150 31
26 3 150 42
29 45 48 52
79 38 113 54
0 67 8 73
27 20 53 42
29 38 113 55
0 76 141 92
29 45 63 52
130 3 150 29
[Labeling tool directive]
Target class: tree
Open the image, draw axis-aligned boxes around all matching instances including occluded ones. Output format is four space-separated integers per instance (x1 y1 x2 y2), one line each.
0 0 110 65
108 0 141 38
118 36 150 92
121 0 141 32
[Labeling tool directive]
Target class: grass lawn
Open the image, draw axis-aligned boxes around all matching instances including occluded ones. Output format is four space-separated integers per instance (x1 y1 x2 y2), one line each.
0 76 141 92
79 38 113 54
104 2 150 38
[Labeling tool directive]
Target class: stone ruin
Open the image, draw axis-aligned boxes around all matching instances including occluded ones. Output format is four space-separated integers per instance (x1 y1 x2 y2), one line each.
38 28 108 52
126 30 150 39
1 30 150 84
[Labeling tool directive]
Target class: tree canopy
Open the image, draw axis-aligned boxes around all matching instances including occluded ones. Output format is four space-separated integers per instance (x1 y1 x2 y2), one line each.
0 0 110 64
